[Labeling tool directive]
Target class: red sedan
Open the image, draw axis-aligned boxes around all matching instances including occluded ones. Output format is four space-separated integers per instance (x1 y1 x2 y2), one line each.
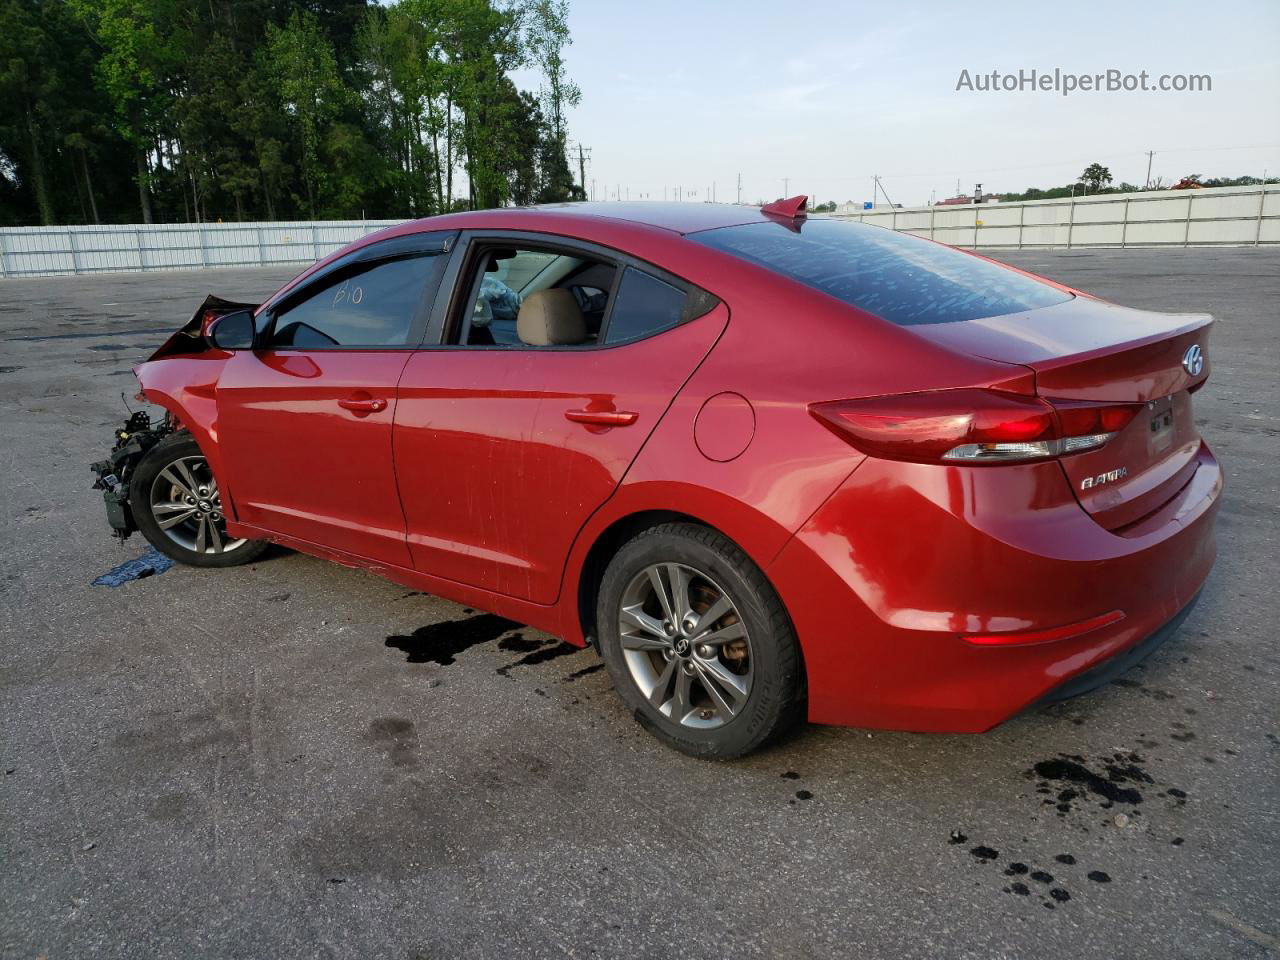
91 199 1221 758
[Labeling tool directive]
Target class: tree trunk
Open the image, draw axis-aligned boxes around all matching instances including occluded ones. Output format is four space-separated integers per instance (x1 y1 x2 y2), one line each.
80 148 101 224
260 168 276 220
136 150 154 224
427 99 444 214
445 98 454 209
70 152 89 223
23 103 55 225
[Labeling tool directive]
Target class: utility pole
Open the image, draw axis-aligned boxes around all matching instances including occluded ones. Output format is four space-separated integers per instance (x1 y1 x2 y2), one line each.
591 178 596 202
574 143 591 199
873 175 895 209
1144 150 1156 190
737 173 742 204
783 177 789 196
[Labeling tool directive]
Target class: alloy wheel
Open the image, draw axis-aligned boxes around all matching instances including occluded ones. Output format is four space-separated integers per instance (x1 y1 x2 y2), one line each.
148 455 247 555
616 562 753 729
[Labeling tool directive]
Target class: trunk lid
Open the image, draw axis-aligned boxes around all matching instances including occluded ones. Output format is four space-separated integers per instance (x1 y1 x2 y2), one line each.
912 297 1212 530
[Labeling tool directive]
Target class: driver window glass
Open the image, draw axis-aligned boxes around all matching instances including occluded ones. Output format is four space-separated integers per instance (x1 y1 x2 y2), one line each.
268 255 436 348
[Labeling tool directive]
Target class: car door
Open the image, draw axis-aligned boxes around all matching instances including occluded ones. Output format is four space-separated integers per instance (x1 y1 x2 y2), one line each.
216 232 454 566
393 232 728 603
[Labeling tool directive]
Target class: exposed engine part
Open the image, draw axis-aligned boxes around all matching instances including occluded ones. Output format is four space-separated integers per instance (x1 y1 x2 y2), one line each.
90 411 174 541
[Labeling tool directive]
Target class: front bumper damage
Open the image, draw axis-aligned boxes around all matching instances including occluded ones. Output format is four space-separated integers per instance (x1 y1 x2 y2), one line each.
90 410 173 540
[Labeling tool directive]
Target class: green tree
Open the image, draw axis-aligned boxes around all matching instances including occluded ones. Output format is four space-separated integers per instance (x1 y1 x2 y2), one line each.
263 10 348 217
1079 162 1113 193
1 0 587 224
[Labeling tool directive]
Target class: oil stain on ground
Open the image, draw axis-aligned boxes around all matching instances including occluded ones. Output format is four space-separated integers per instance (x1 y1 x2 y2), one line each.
384 613 521 666
365 717 418 768
384 613 588 681
92 547 175 587
1027 753 1151 808
496 639 580 677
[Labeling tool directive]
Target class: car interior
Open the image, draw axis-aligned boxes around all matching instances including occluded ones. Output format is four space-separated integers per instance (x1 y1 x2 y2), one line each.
461 246 617 347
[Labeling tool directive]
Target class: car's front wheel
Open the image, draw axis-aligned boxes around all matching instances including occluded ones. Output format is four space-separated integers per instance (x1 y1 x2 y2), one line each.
129 433 267 567
596 523 804 759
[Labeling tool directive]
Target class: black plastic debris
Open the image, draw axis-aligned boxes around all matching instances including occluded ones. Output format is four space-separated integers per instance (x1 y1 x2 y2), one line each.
92 547 175 587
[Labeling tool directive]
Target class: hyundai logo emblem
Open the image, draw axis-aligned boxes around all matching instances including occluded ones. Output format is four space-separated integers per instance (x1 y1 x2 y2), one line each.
1182 344 1204 377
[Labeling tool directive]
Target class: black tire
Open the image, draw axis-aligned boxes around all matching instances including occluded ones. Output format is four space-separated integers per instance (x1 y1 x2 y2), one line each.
129 432 267 568
596 522 804 759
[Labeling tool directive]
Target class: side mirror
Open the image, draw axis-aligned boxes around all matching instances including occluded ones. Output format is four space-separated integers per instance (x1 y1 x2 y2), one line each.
207 310 257 350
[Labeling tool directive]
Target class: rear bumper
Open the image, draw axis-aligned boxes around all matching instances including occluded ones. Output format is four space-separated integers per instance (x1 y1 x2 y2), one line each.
1032 590 1200 706
768 441 1221 733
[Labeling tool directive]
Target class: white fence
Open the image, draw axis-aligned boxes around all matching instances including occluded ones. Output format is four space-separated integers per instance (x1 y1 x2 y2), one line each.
835 183 1279 249
0 219 404 278
2 183 1277 278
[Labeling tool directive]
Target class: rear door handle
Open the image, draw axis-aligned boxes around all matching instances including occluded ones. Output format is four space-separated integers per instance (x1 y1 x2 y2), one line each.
338 396 388 414
564 408 639 427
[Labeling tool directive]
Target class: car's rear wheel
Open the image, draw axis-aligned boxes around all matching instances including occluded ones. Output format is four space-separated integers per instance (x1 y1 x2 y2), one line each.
596 522 803 758
129 433 267 567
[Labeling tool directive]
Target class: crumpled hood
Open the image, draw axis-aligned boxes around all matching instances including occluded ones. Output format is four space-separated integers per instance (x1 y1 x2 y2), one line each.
147 294 258 361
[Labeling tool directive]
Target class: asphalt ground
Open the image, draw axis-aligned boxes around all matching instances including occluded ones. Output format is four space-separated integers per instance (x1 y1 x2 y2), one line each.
1 248 1277 959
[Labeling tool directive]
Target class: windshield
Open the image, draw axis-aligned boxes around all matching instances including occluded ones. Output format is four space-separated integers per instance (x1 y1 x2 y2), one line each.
692 218 1071 325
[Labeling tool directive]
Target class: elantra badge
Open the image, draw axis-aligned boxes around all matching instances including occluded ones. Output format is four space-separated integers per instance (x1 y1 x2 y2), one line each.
1182 344 1204 376
1081 467 1128 490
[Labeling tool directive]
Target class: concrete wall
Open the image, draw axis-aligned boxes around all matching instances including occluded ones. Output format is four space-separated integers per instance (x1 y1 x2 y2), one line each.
0 219 403 279
835 183 1279 249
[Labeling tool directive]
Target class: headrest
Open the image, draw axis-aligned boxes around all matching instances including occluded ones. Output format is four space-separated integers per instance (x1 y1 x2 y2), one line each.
517 289 587 346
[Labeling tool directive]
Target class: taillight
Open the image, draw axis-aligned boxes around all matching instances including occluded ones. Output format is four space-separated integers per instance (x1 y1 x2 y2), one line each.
809 389 1142 465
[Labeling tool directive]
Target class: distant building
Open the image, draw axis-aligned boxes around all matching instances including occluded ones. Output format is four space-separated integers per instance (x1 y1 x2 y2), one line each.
1169 178 1206 190
935 193 1002 206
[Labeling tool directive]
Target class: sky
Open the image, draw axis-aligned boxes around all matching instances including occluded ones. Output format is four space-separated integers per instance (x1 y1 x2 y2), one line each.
512 0 1280 207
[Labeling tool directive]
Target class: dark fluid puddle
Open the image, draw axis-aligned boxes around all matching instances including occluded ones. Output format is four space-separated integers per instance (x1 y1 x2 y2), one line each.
498 632 545 653
385 614 521 666
92 547 175 587
1030 756 1148 806
496 641 580 676
564 662 605 681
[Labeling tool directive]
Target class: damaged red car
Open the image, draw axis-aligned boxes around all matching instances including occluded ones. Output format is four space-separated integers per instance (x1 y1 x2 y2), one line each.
91 199 1221 758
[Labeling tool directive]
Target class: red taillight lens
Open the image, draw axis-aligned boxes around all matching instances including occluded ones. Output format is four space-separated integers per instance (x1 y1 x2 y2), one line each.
810 390 1143 465
1053 400 1141 436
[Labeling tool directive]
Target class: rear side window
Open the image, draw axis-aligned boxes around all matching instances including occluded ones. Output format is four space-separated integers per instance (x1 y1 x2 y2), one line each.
692 219 1070 325
268 255 437 348
604 268 687 344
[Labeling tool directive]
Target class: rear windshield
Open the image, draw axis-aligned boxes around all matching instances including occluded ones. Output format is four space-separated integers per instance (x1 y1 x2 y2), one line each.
692 219 1071 325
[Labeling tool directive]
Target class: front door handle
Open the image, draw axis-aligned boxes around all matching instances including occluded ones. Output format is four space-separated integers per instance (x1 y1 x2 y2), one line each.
564 408 639 427
338 396 388 415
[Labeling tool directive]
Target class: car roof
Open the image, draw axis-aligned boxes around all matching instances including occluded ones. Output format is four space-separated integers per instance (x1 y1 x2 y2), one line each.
263 203 782 310
431 202 777 236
